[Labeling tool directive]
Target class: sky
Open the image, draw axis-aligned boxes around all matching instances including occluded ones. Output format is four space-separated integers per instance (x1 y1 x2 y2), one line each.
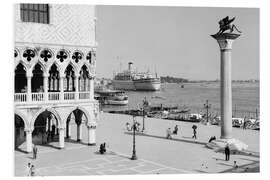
96 5 259 80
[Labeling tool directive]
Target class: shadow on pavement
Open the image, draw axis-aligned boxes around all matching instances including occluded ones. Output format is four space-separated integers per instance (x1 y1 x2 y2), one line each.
15 148 28 154
124 132 206 146
219 159 259 173
64 138 89 146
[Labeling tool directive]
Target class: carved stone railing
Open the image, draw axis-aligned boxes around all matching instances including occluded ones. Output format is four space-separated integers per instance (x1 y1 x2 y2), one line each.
79 92 90 100
15 91 92 105
48 92 60 101
14 93 27 102
64 92 75 100
32 93 44 102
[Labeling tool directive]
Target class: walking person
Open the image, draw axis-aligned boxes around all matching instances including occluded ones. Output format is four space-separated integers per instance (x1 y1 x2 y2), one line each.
225 144 230 161
192 125 197 139
166 128 172 139
173 125 179 135
33 145 38 159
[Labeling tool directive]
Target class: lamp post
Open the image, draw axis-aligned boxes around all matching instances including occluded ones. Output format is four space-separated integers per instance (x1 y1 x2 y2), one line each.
204 100 211 124
131 115 137 160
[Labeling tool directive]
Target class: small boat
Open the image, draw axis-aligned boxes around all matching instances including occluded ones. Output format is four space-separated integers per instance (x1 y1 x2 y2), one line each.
95 90 128 105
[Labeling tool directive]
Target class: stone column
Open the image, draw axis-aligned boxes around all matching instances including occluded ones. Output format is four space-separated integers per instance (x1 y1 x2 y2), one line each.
59 75 64 101
66 119 70 139
77 123 82 142
87 122 97 145
26 75 32 102
211 33 240 139
43 74 49 101
74 75 79 100
25 129 32 153
59 127 65 149
89 77 94 100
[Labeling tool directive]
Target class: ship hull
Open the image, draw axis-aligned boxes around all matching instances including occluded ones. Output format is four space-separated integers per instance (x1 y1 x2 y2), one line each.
133 79 161 91
112 80 135 90
106 99 128 105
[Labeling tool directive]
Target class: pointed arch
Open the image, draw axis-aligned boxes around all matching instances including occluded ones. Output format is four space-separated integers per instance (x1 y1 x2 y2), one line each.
63 61 78 77
30 107 62 130
63 106 92 125
14 109 29 130
46 61 61 75
78 62 91 74
29 60 46 75
14 60 29 72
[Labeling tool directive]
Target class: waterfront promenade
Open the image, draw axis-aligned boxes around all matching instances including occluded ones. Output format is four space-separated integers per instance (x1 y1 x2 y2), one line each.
15 113 259 176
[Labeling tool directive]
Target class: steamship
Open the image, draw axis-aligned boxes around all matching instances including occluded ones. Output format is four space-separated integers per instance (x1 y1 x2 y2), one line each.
112 62 161 91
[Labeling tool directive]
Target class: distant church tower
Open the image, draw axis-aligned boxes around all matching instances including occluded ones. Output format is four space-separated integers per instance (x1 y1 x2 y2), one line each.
14 4 99 152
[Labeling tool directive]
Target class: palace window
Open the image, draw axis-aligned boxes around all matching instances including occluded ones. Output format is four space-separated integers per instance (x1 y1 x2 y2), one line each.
20 4 50 24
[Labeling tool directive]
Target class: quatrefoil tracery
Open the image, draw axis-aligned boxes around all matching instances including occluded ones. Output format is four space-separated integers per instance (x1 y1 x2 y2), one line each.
23 49 35 62
40 49 52 62
56 50 68 63
72 51 82 63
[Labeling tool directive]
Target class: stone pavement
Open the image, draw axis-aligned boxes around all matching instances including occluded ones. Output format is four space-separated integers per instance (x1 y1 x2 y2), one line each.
15 113 260 176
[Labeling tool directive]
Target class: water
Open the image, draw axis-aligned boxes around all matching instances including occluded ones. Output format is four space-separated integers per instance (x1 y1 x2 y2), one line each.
102 82 260 118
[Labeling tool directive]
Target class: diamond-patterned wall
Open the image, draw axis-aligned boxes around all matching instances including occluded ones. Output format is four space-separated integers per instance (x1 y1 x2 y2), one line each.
15 4 96 47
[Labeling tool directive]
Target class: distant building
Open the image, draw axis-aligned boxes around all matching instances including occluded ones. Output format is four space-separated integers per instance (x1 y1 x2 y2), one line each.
14 4 99 152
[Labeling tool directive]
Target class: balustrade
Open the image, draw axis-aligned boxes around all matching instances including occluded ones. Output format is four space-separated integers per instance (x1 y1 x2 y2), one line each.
48 92 60 101
32 93 44 102
79 92 90 100
15 91 91 104
64 92 75 100
14 93 27 102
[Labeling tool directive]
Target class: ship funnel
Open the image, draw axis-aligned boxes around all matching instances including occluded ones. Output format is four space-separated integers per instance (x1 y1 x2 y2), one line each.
128 62 133 71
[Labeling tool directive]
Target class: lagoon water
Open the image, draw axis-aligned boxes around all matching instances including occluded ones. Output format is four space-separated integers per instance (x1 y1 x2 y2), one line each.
102 82 259 118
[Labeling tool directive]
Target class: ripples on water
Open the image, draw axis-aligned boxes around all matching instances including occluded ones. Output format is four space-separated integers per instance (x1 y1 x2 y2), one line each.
102 82 260 118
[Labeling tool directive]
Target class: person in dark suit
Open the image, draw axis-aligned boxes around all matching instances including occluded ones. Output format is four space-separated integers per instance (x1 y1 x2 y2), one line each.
225 144 230 161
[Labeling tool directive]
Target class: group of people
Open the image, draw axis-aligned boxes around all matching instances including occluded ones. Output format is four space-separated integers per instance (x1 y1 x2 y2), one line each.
126 122 142 132
166 125 179 139
99 142 107 154
26 163 35 176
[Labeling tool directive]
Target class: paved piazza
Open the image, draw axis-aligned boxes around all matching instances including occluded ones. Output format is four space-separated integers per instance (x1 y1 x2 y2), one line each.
15 113 259 176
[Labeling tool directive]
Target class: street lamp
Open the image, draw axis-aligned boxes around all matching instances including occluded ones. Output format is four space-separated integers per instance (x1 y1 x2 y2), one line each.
204 100 211 124
131 115 137 160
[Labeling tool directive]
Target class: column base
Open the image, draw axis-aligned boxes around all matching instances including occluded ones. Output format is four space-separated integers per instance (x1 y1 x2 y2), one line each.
206 138 248 152
77 139 81 142
88 143 96 146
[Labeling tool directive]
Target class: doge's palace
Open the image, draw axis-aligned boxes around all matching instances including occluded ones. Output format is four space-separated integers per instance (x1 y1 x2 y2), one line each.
14 4 99 153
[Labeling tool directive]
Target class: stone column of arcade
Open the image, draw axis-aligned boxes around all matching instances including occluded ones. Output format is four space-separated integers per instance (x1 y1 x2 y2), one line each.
59 127 65 149
25 129 32 153
74 74 79 100
43 74 49 101
26 73 32 102
208 16 248 151
87 122 97 145
59 75 65 101
89 77 94 100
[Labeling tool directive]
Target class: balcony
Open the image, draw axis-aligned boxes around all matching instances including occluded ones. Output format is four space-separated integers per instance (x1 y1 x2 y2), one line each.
14 91 92 105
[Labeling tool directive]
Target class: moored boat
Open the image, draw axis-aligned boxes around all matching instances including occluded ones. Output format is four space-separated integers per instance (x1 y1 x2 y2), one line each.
95 89 128 105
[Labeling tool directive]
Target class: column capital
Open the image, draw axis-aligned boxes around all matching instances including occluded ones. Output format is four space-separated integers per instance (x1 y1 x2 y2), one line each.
43 73 49 78
26 72 33 78
211 33 240 50
24 128 33 133
58 126 66 130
